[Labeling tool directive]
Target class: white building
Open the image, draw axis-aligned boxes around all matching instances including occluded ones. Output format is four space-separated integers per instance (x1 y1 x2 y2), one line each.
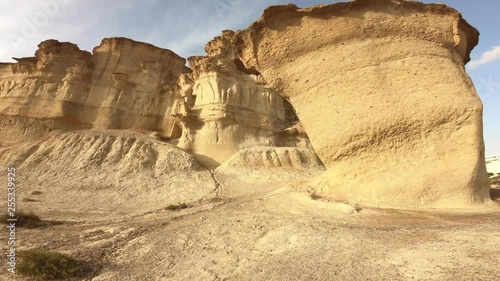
486 156 500 175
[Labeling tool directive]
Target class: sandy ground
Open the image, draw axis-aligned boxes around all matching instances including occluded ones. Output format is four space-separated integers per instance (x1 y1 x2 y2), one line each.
2 175 499 281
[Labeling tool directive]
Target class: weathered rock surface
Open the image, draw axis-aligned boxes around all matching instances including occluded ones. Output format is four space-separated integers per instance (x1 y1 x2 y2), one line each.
0 2 499 281
0 36 312 167
220 146 323 171
209 146 325 198
0 38 190 141
173 31 311 166
230 0 491 208
0 0 493 209
0 130 216 214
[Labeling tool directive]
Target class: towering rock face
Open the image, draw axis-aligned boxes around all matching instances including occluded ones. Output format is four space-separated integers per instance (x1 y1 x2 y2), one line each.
0 0 491 209
230 0 490 208
0 40 92 142
0 36 311 166
172 31 311 167
0 38 190 141
87 38 190 132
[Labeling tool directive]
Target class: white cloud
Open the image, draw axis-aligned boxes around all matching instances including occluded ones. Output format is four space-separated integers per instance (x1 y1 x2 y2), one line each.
468 46 500 70
0 0 87 61
0 0 280 62
160 1 273 57
0 46 9 60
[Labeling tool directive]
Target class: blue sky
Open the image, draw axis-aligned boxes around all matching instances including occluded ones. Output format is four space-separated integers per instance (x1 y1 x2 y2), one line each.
0 0 498 156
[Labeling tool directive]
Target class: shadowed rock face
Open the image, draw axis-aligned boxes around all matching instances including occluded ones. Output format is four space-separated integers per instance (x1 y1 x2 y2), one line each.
230 0 490 208
172 31 311 167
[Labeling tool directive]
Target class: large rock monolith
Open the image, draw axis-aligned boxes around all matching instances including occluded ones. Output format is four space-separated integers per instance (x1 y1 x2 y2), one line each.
231 0 491 208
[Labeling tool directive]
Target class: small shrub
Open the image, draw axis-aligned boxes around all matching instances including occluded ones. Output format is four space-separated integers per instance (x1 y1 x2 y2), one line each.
31 191 43 196
22 198 39 202
310 193 322 200
17 249 89 280
1 211 43 228
17 211 43 228
488 172 495 177
165 203 190 211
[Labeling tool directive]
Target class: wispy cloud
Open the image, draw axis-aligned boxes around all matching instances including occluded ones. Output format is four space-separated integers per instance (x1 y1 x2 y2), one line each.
0 0 91 61
140 0 283 58
157 0 280 58
0 0 280 62
468 46 500 70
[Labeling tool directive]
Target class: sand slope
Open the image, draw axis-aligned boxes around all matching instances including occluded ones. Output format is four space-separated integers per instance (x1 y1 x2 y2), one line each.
0 130 217 218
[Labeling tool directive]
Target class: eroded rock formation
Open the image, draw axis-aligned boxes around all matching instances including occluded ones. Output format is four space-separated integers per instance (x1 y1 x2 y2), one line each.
0 38 193 140
229 0 490 207
0 0 492 209
0 130 216 214
173 30 310 166
0 37 309 167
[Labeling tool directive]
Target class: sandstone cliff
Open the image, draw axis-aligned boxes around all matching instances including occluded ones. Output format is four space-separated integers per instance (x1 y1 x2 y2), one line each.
0 0 492 209
0 38 191 141
174 30 311 166
1 2 499 280
229 0 490 208
0 37 310 167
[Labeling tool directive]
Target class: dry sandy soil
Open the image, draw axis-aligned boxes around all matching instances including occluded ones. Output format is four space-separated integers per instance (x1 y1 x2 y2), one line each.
2 169 499 281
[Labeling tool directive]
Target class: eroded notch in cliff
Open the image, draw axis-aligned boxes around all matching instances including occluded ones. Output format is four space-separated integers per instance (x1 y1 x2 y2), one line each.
233 58 261 77
284 97 299 126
